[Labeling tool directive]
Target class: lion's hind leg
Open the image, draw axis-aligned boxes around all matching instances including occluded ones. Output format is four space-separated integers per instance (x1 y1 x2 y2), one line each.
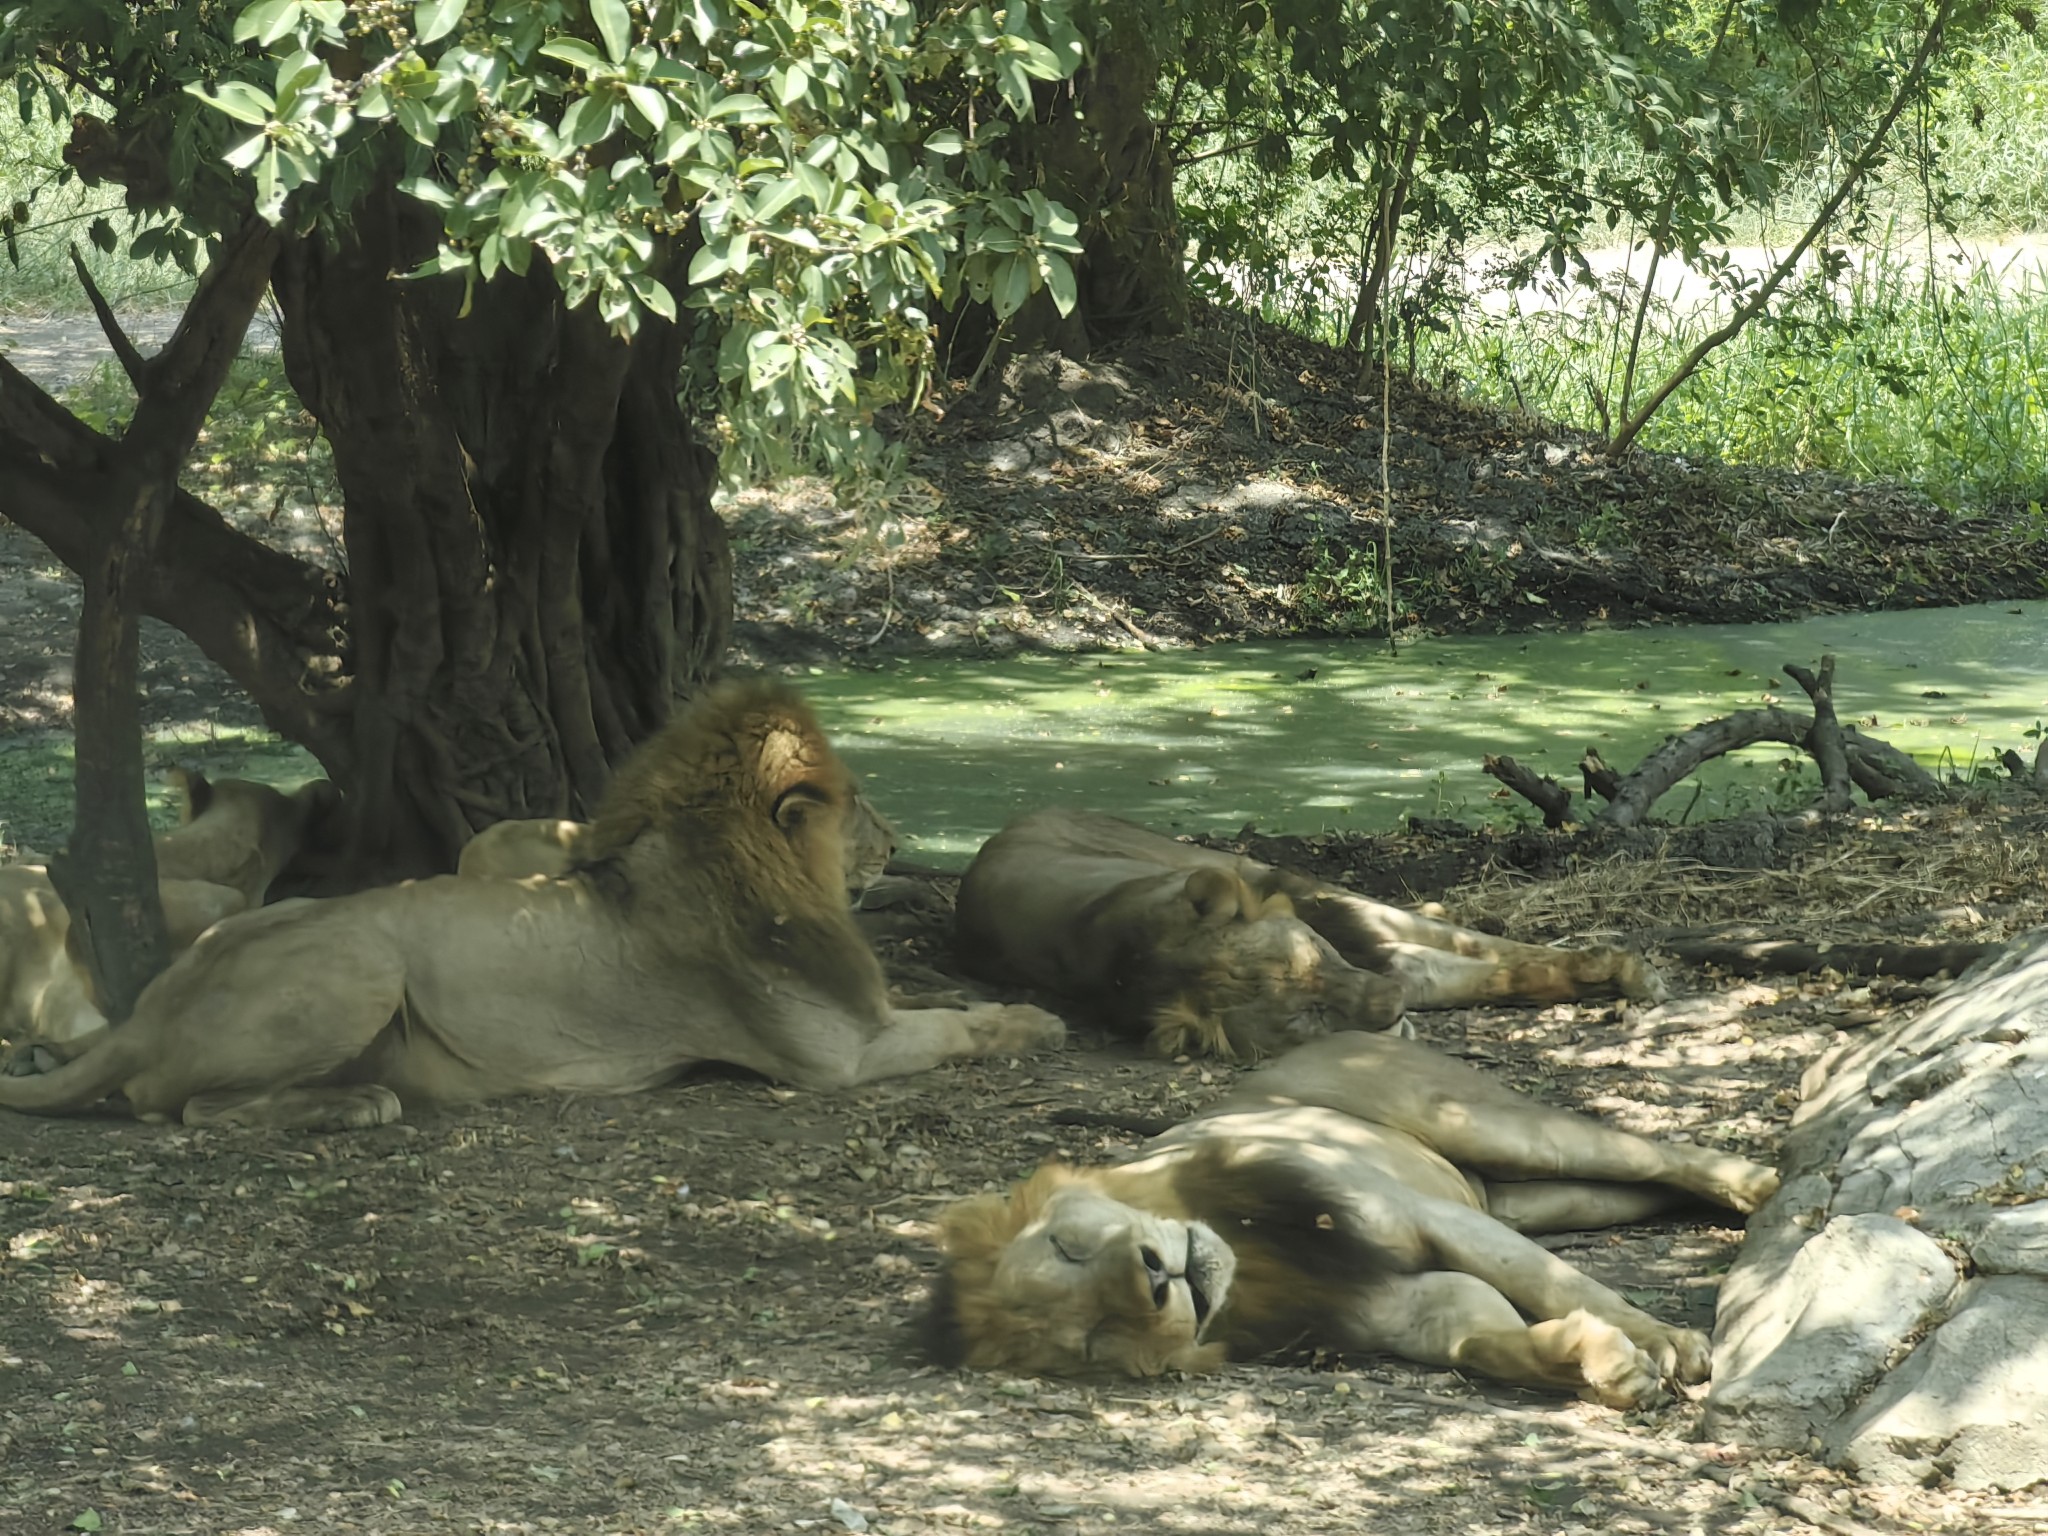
183 1084 403 1131
1348 1272 1672 1410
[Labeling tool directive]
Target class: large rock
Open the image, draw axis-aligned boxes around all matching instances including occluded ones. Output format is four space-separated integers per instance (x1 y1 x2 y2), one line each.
1705 929 2048 1491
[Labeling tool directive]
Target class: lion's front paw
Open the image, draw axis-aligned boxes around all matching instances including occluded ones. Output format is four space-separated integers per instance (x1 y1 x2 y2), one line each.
1564 1311 1668 1410
2 1041 66 1078
973 1003 1066 1057
1684 1150 1782 1214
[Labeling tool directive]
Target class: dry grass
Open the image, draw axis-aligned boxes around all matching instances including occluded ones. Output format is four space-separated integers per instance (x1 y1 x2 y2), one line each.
1445 804 2048 944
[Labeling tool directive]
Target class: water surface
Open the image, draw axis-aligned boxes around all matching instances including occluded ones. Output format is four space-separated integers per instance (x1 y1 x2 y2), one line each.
811 599 2048 865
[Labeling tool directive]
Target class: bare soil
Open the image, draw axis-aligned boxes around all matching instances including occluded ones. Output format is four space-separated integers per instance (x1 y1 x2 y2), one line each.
4 311 2046 1534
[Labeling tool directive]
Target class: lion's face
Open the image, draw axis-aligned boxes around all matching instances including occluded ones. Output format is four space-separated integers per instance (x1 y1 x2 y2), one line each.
843 794 897 900
930 1169 1236 1378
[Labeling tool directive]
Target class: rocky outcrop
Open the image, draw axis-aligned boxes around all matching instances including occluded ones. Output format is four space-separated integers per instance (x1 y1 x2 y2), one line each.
1706 929 2048 1492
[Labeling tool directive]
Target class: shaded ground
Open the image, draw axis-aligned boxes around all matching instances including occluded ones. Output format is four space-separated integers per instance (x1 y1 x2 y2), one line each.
6 309 2048 1533
0 953 1974 1536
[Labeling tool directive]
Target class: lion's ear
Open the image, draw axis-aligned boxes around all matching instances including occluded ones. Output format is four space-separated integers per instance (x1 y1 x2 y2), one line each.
1182 867 1244 924
170 768 213 825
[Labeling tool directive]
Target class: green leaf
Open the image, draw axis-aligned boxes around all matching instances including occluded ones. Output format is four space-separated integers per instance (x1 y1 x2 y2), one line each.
706 93 771 123
628 273 676 319
223 132 268 169
71 1512 102 1533
394 95 440 144
539 38 605 70
746 338 797 391
774 63 811 107
991 252 1031 319
624 84 668 133
559 94 619 148
687 241 728 284
414 0 465 44
923 129 964 156
234 0 303 45
590 0 632 64
185 80 277 126
1040 251 1076 316
87 216 117 254
748 176 800 223
994 56 1033 117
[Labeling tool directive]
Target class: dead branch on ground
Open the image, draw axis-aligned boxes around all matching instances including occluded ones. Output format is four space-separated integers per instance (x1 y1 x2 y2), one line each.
1486 655 1943 831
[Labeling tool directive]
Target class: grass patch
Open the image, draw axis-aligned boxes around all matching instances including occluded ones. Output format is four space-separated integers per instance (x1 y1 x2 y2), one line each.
1416 232 2048 511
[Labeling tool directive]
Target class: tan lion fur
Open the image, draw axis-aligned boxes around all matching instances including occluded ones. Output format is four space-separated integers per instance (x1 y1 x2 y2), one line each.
0 680 1061 1131
922 1031 1780 1407
0 772 340 1047
458 798 898 899
955 807 1666 1059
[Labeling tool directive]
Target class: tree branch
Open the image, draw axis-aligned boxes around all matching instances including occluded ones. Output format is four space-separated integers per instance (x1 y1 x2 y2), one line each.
0 338 355 778
1784 655 1852 814
1606 0 1955 455
1482 754 1575 828
68 243 150 388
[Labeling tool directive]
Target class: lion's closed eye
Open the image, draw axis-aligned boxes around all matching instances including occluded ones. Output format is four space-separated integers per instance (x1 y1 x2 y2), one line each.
1050 1233 1089 1264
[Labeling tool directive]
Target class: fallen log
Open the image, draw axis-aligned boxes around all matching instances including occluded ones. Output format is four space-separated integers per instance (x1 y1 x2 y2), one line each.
1484 656 1944 829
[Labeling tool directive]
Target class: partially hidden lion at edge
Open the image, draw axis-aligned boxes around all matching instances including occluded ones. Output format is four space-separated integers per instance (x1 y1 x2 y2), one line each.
922 1031 1779 1406
1 771 340 1048
955 807 1665 1059
0 680 1064 1130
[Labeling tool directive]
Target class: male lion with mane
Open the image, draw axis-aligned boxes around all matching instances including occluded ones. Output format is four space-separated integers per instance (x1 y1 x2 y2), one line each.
956 808 1664 1059
922 1032 1778 1406
0 680 1062 1130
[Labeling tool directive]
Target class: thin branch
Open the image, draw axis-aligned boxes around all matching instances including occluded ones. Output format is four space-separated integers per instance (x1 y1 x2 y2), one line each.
1607 0 1955 455
68 242 150 387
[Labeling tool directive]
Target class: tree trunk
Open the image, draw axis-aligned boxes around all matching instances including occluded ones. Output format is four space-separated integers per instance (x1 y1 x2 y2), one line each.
46 220 282 1018
270 185 732 878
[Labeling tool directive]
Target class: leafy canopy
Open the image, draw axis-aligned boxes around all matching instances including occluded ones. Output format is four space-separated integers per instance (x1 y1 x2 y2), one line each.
2 0 1088 460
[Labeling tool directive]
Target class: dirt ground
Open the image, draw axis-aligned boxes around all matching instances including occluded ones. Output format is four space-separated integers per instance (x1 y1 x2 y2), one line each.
5 311 2048 1534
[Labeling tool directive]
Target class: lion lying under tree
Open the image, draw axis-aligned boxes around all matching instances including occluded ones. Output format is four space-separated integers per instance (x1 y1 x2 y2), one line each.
0 681 1062 1130
922 1032 1778 1406
956 808 1664 1059
1 771 338 1049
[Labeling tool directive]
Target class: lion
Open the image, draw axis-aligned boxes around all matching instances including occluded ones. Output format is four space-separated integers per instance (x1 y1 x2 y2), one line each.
922 1030 1779 1406
457 796 900 901
1 771 340 1048
0 680 1064 1130
954 808 1665 1059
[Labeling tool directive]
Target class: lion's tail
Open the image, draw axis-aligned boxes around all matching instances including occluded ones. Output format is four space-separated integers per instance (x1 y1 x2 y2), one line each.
0 1027 150 1115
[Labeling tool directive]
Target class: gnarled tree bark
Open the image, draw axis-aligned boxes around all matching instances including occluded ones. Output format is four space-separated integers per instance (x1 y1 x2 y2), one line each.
270 183 731 876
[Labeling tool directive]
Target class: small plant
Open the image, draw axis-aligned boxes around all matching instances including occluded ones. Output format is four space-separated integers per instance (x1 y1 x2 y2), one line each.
1296 538 1387 635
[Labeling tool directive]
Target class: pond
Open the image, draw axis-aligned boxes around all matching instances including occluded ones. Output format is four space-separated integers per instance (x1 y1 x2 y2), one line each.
3 600 2041 864
809 598 2048 866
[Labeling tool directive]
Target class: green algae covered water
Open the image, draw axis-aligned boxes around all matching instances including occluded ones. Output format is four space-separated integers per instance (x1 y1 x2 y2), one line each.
807 599 2048 866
